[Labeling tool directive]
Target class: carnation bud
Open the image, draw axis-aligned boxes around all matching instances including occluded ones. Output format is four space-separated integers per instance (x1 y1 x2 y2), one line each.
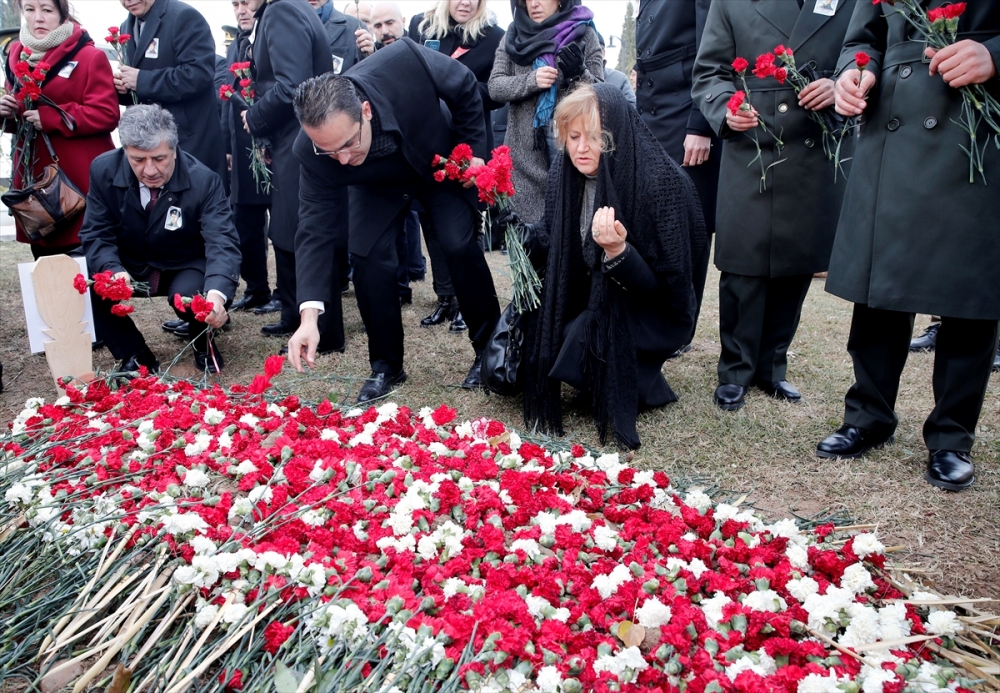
730 614 748 633
629 561 643 577
542 648 559 665
666 659 683 675
166 484 181 498
363 499 376 511
203 496 220 507
539 534 555 548
433 659 453 680
642 579 660 594
385 596 405 614
561 680 582 693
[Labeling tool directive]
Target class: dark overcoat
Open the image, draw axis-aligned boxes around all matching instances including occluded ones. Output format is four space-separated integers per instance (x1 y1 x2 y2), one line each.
825 0 1000 320
293 38 487 305
322 5 365 73
692 0 856 277
245 0 332 252
79 149 241 298
121 0 226 180
222 30 271 206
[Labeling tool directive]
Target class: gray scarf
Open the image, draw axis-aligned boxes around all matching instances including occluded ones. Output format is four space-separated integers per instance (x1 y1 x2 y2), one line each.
18 21 75 65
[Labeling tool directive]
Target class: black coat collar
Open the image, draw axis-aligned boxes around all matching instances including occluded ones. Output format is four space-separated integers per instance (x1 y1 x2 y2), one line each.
126 0 169 65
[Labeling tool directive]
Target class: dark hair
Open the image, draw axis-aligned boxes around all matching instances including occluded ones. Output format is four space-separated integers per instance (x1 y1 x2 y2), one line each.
293 74 363 128
16 0 77 23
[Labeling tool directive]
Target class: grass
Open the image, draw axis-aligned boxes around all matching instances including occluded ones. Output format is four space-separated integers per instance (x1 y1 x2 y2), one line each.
1 239 997 601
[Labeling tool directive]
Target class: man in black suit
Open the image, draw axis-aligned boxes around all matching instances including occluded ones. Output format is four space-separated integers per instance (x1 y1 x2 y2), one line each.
115 0 226 181
287 39 501 402
80 106 241 374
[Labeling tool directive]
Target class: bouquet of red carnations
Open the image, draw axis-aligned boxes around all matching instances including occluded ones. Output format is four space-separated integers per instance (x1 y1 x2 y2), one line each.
105 27 137 104
8 48 50 186
220 62 273 193
729 56 786 192
74 270 147 317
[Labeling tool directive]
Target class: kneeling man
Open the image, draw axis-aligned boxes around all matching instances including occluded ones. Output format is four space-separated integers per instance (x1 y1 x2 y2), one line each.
81 105 241 373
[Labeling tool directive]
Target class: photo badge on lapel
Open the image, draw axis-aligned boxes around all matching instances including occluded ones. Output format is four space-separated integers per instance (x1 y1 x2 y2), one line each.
813 0 839 15
57 61 78 78
165 206 183 231
332 55 344 74
145 38 159 59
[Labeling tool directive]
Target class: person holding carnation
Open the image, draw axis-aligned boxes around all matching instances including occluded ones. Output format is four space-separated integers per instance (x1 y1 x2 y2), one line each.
505 83 705 450
691 0 857 412
0 0 119 258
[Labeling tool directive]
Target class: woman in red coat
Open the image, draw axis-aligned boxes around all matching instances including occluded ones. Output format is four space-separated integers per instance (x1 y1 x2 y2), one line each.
0 0 119 258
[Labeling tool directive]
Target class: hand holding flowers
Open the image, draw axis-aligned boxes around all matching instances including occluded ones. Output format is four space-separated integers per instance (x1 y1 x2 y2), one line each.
106 27 138 104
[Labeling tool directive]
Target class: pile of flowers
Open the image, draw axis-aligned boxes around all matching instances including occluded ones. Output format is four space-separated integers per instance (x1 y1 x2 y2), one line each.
1 361 995 692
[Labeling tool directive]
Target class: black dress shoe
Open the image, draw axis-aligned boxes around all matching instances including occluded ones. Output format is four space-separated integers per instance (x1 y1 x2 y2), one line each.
461 353 484 390
357 370 407 403
713 384 747 411
121 345 159 374
449 311 468 333
909 323 939 352
162 318 188 335
421 296 457 327
231 293 270 312
261 321 298 337
816 424 894 459
755 379 801 402
925 450 975 491
195 341 225 374
252 299 282 315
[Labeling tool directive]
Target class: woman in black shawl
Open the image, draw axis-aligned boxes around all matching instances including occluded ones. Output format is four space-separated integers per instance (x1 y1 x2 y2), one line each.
519 83 706 450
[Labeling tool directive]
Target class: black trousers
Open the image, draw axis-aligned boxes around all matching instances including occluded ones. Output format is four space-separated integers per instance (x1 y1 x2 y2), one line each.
353 187 499 374
275 245 344 351
718 272 812 385
844 304 999 452
93 267 213 360
420 209 455 298
233 203 271 301
688 233 713 344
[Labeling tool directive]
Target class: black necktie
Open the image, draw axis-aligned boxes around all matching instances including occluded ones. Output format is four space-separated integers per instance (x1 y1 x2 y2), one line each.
146 187 159 211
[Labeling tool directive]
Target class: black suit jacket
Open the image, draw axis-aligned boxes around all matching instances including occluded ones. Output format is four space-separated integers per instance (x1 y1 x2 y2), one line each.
293 38 487 304
80 149 241 298
323 6 365 73
121 0 226 180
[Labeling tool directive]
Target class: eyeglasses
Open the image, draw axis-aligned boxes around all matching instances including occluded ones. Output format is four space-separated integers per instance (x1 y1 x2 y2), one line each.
313 121 363 157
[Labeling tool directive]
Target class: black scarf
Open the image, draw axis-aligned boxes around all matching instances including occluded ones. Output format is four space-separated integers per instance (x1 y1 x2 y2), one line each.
524 84 707 449
504 0 590 66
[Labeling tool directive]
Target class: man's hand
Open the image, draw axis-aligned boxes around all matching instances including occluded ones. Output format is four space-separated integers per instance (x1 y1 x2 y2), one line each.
835 68 877 116
462 157 485 187
288 308 321 372
726 105 759 132
241 110 250 134
205 294 228 329
535 66 558 90
798 77 836 111
113 271 133 290
926 41 998 88
117 65 139 91
682 134 711 167
591 206 628 260
356 28 375 56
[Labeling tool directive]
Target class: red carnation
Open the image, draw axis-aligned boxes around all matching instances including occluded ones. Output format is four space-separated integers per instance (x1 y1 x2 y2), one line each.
111 303 135 317
219 85 235 100
73 274 88 295
450 143 474 164
774 44 787 56
727 90 747 115
945 3 966 19
732 57 749 74
431 404 457 426
190 294 214 323
173 294 187 313
107 26 119 35
263 621 295 654
433 169 446 182
773 67 788 85
264 354 284 379
118 33 131 43
753 53 777 79
855 51 871 70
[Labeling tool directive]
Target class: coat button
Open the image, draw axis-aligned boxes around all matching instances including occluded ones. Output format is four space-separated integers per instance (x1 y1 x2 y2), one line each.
650 107 657 115
638 108 643 115
648 16 653 22
804 138 815 148
646 48 651 56
402 194 410 201
887 118 900 131
647 79 653 88
778 103 788 113
704 92 712 101
900 65 912 78
924 116 937 129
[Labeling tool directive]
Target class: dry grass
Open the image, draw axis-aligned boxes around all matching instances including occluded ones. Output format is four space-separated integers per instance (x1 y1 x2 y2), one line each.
1 240 997 600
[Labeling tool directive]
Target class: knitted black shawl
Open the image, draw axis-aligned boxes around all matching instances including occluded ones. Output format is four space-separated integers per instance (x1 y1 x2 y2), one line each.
523 83 706 449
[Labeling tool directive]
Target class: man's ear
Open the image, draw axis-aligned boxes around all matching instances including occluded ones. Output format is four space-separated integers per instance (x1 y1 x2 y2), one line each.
361 101 372 120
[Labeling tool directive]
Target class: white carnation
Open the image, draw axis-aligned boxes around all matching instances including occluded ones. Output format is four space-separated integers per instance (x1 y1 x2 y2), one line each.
852 533 885 558
593 564 633 599
592 646 648 681
786 577 820 603
839 603 882 648
593 524 619 551
700 591 733 630
238 413 260 427
860 665 899 693
841 563 876 595
535 665 562 693
236 460 258 475
878 602 911 641
194 601 219 629
926 610 963 636
203 407 225 425
684 490 712 512
221 602 249 625
182 468 210 488
636 597 672 628
786 542 811 571
510 538 541 560
797 671 851 693
743 589 787 613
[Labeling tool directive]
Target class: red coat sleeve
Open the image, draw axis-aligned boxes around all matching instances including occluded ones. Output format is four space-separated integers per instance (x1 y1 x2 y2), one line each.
38 48 120 138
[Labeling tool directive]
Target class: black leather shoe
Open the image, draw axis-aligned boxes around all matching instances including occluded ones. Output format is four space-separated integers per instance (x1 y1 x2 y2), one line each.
461 353 484 390
755 379 801 402
925 450 975 491
252 299 282 315
357 370 407 403
195 341 225 374
261 321 298 337
121 345 159 374
449 311 468 333
909 323 939 352
421 297 457 327
816 424 894 459
231 293 270 312
162 318 188 335
713 384 747 411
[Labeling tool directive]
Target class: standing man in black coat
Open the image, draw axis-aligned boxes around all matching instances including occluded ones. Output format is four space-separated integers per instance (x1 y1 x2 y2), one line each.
635 0 720 349
287 39 501 402
817 0 1000 491
224 0 273 313
310 0 370 69
115 0 226 182
243 0 341 349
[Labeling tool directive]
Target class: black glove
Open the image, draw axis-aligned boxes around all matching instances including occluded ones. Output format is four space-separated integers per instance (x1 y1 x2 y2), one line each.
557 42 586 80
494 206 521 230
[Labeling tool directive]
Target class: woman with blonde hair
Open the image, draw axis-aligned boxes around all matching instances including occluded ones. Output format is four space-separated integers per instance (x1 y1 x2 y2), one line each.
503 83 705 449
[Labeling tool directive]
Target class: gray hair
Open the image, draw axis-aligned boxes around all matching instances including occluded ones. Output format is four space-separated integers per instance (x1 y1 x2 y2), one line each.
294 74 362 129
118 105 179 151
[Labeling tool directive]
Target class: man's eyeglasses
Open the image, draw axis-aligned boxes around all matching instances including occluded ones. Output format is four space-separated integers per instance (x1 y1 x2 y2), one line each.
313 121 363 156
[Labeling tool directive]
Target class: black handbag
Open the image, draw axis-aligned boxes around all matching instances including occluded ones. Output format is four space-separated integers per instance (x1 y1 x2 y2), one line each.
482 303 529 396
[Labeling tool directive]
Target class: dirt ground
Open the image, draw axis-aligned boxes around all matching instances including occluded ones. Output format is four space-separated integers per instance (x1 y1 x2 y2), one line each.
1 240 997 600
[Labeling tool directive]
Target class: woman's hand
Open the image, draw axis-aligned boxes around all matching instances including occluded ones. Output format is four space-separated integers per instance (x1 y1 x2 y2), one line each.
592 206 627 260
798 77 836 111
535 66 558 89
725 105 759 133
23 109 41 128
0 94 20 118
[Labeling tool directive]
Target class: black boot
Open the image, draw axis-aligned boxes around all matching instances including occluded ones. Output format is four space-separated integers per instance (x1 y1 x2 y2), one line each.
421 296 458 327
449 310 468 333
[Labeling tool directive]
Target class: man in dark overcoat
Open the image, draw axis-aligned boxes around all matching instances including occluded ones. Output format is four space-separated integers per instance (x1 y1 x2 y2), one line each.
286 39 501 402
115 0 226 181
635 0 720 348
242 0 341 349
313 0 368 69
692 0 857 412
817 0 1000 491
223 0 273 314
81 106 241 374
